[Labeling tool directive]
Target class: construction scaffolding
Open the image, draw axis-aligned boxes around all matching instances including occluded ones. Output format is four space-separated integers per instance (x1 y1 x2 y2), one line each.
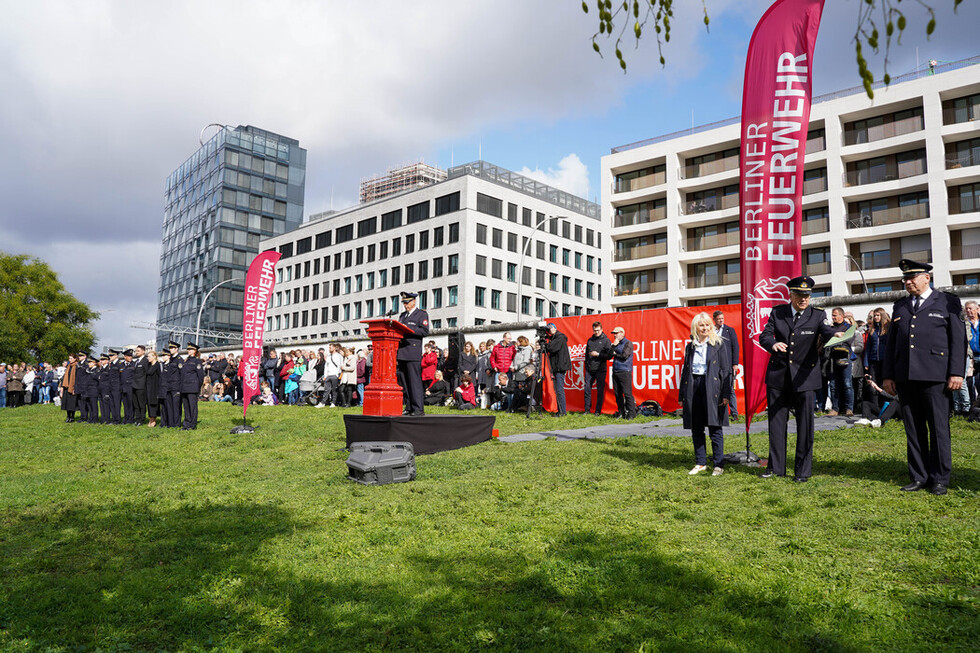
359 161 447 204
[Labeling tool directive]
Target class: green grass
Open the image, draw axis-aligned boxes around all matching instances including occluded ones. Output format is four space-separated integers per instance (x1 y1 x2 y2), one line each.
1 403 978 652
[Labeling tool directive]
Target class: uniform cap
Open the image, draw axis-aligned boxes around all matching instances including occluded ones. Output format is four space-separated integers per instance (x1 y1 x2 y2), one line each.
168 340 181 349
400 291 418 302
107 349 118 355
898 258 932 278
185 342 199 351
123 349 134 357
787 276 815 295
77 351 88 357
100 354 109 361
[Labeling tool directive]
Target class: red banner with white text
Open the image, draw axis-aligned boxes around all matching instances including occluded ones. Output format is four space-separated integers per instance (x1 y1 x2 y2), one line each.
241 251 281 417
541 307 745 414
740 0 824 429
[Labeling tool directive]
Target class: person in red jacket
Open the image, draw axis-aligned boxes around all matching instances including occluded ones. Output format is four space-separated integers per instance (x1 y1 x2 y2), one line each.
421 344 438 389
453 372 477 410
489 332 516 379
278 353 294 390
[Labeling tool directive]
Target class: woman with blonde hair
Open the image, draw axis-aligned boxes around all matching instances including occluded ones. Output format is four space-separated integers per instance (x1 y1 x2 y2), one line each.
678 312 732 476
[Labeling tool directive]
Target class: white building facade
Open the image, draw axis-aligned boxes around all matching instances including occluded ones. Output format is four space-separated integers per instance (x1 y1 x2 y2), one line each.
261 161 608 342
604 57 980 311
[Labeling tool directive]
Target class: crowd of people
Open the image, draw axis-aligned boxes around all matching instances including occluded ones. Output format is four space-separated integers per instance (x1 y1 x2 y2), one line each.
0 362 62 408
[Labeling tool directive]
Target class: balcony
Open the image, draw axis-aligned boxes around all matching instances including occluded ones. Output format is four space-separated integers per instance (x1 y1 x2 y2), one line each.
686 231 740 251
803 175 829 195
614 280 667 296
844 160 926 186
683 194 740 215
846 202 929 229
947 151 980 170
844 115 923 145
802 217 829 235
614 204 666 228
614 242 667 262
805 133 826 154
850 249 932 271
683 156 739 180
614 170 666 193
687 272 740 289
952 243 980 260
803 261 831 276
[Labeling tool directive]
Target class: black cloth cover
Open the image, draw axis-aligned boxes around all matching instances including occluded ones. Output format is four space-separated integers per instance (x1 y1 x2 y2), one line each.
344 414 494 455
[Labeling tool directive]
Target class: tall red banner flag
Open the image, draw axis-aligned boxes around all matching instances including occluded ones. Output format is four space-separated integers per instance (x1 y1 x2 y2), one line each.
241 251 281 417
740 0 824 430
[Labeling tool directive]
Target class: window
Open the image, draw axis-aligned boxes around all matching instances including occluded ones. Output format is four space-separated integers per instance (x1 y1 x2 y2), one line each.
332 279 340 296
507 232 518 253
491 258 502 279
418 260 428 281
344 250 352 267
574 279 582 296
356 247 364 265
507 262 517 282
435 192 460 215
357 217 377 237
355 274 363 292
491 289 501 310
296 237 312 254
475 286 486 306
562 248 570 266
405 234 415 253
404 263 414 283
432 257 443 277
433 226 444 247
476 224 487 244
536 269 545 288
379 241 388 259
379 269 387 287
417 291 427 310
476 255 487 276
508 203 518 222
419 231 429 250
344 277 351 294
378 297 387 315
279 242 293 258
492 228 503 249
507 293 517 312
562 222 571 239
381 209 402 230
367 271 375 290
476 192 503 217
535 298 544 317
448 286 458 306
432 288 443 308
562 276 570 293
549 272 558 290
407 201 430 224
367 244 376 262
324 256 331 272
335 224 353 244
550 245 558 263
523 207 532 226
448 254 459 275
586 229 594 246
574 252 582 269
537 241 545 260
392 237 402 257
391 266 400 285
587 282 594 299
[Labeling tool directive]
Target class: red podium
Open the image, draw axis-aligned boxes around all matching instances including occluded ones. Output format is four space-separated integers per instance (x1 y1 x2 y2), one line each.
360 318 413 416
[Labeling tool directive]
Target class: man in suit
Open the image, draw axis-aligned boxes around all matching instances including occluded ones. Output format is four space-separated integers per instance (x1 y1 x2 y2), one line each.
397 291 429 416
132 345 150 425
713 310 740 419
759 276 841 482
179 342 206 430
883 259 966 496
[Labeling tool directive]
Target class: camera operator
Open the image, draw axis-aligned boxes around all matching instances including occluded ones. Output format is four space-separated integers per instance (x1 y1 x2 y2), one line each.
542 322 570 417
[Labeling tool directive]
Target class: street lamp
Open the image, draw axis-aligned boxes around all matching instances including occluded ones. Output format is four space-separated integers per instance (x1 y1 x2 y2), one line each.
196 277 242 344
516 214 564 321
844 254 870 295
533 291 561 320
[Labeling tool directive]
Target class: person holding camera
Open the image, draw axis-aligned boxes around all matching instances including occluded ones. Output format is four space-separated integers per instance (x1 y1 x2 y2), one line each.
543 323 570 417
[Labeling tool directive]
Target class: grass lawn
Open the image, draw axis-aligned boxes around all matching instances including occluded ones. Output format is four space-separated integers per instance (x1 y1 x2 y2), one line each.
1 403 978 652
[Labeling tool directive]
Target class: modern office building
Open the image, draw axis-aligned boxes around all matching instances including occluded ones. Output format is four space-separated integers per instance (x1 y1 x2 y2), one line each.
604 56 980 311
261 160 607 341
156 125 306 349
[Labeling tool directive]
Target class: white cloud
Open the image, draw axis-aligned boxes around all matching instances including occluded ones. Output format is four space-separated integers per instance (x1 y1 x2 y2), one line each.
519 154 590 200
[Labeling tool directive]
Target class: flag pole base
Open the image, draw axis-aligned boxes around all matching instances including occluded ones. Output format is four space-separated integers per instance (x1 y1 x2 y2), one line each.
724 450 761 466
230 425 256 434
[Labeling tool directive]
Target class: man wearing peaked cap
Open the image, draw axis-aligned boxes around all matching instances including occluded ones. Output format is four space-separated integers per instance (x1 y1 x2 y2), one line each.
883 259 966 496
397 291 429 416
179 342 206 429
759 275 842 483
120 348 136 424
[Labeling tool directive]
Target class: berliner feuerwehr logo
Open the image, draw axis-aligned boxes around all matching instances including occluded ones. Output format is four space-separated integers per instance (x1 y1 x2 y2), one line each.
746 276 790 351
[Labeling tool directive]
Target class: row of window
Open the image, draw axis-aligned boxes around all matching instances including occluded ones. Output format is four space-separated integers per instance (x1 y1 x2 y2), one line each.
474 224 603 275
269 288 460 331
475 193 603 248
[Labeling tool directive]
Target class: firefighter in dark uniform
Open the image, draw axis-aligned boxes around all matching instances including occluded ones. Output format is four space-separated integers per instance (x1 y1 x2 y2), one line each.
179 342 206 430
156 349 172 428
397 291 429 416
97 354 113 424
108 349 124 424
102 350 122 424
759 276 841 482
132 345 150 425
74 352 91 423
120 349 136 424
81 356 101 423
163 342 183 428
883 259 966 496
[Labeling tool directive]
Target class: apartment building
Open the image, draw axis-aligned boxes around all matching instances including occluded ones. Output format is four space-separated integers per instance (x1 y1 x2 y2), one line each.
261 161 608 341
604 56 980 310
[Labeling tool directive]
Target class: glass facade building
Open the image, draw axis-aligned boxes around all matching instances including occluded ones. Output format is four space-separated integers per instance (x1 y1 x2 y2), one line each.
156 125 306 349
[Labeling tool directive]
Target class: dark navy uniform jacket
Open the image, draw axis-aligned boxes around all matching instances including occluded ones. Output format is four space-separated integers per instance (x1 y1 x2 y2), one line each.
80 365 100 398
759 304 838 392
397 308 430 362
120 360 135 391
884 291 966 383
178 356 206 394
102 361 120 393
161 359 181 396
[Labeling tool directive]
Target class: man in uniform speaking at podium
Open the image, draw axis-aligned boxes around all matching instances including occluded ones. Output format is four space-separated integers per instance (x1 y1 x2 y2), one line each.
397 291 430 416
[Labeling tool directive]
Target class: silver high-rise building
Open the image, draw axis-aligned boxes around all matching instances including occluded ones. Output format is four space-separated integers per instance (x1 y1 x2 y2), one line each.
156 125 306 349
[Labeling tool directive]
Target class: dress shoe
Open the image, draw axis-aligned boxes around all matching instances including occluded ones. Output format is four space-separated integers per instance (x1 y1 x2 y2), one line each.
793 476 809 483
402 410 411 416
930 483 948 496
901 481 927 492
826 410 838 417
759 470 783 479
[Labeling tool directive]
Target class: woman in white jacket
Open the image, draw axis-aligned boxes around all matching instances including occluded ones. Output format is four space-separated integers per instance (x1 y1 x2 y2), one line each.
339 348 357 407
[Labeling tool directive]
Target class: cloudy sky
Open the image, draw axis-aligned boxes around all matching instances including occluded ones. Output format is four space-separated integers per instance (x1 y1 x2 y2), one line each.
1 0 977 351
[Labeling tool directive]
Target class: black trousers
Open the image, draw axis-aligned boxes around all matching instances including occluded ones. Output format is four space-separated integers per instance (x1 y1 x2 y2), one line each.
164 392 180 428
612 370 636 418
766 380 816 479
84 396 100 423
99 394 113 424
133 389 147 424
583 367 606 414
896 381 952 485
181 392 198 429
121 389 134 424
109 389 121 424
690 375 725 467
397 360 424 414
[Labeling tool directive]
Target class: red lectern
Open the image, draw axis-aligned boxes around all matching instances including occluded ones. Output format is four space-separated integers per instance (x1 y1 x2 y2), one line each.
361 318 413 416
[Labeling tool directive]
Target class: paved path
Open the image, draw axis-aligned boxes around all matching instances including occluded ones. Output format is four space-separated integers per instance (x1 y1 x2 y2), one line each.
498 415 859 443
